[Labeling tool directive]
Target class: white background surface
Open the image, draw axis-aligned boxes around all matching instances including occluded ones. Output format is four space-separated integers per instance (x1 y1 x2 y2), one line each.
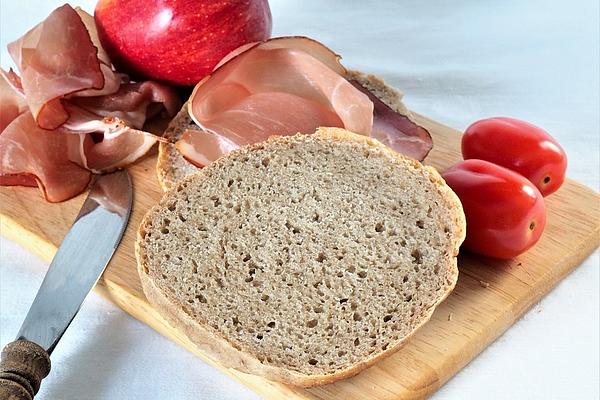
1 0 598 399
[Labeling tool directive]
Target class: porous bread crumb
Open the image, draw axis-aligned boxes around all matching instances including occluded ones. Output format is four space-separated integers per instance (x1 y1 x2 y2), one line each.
138 128 465 386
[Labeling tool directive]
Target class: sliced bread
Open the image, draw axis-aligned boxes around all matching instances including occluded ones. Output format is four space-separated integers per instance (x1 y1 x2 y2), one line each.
137 127 465 387
156 70 414 191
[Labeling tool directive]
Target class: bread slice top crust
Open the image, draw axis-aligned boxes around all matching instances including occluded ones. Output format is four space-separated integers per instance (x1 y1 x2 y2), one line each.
138 128 465 386
156 70 414 191
156 101 201 190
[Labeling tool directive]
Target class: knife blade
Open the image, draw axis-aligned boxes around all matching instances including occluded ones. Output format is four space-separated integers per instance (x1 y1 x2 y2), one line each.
0 170 132 400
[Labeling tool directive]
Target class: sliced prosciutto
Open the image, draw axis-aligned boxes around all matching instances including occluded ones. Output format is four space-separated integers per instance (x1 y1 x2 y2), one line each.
8 5 125 120
190 39 372 134
87 170 130 218
178 36 432 167
179 37 373 166
0 69 27 132
350 80 432 160
64 107 161 172
177 128 239 167
8 4 105 129
68 81 181 130
0 112 91 202
0 4 180 202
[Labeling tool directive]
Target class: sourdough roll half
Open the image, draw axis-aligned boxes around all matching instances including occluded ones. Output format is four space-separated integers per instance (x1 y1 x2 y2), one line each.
136 127 465 387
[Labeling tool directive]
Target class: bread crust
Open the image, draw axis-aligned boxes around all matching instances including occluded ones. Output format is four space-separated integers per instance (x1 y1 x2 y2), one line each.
156 101 200 191
156 70 415 191
138 128 465 387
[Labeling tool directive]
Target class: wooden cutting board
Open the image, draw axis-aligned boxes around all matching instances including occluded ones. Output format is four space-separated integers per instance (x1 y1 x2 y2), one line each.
1 114 599 400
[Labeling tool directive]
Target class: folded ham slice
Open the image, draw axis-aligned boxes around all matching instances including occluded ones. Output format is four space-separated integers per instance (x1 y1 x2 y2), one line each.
8 4 106 130
0 5 180 202
176 129 238 167
0 69 27 132
66 81 181 133
178 36 432 167
180 37 373 166
212 36 345 74
350 80 433 160
0 111 91 202
63 105 162 172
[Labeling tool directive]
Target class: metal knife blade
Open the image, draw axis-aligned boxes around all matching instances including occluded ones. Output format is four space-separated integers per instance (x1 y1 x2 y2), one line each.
16 170 132 354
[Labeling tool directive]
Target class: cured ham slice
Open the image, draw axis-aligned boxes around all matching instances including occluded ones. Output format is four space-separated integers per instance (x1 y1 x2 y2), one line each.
0 68 24 95
260 37 345 75
198 91 344 143
178 90 344 166
212 36 345 75
178 36 432 167
0 103 160 202
0 5 180 202
180 37 373 166
350 80 433 160
63 106 161 172
71 7 127 98
177 128 238 167
0 112 91 202
74 6 111 66
190 46 370 132
1 69 27 132
72 128 158 173
7 4 105 130
190 48 372 134
87 170 130 218
67 81 181 130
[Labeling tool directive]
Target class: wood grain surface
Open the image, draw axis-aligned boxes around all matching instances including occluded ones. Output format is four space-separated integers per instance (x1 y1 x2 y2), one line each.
1 114 599 400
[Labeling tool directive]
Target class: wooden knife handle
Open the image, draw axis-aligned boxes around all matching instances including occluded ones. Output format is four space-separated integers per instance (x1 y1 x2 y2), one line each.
0 340 51 400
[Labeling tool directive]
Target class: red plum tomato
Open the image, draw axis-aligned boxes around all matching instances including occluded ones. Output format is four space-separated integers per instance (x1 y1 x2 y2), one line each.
443 159 546 259
462 117 567 196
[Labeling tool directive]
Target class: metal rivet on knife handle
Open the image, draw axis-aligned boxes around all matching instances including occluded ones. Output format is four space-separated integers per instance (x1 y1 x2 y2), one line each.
0 339 51 400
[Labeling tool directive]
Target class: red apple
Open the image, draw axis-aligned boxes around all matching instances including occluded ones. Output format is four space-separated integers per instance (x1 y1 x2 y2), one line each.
94 0 272 86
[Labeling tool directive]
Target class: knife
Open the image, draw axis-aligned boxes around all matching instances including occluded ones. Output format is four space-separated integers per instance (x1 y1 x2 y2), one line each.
0 170 132 400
